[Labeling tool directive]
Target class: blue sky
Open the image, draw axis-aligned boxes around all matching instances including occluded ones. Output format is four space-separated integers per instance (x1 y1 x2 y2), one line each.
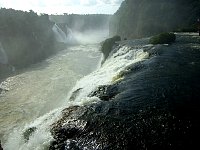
0 0 123 14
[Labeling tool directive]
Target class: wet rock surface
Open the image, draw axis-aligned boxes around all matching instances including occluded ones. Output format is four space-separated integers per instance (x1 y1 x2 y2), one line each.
0 140 3 150
23 127 37 142
88 85 119 101
69 88 83 101
50 34 200 149
100 35 121 63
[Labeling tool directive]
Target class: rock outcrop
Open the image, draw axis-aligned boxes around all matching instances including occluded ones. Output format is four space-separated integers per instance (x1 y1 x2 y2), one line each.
100 35 121 62
49 34 200 149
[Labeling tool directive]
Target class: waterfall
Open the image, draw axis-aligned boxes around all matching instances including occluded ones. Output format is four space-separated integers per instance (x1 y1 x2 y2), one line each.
0 42 8 65
52 24 78 45
65 24 78 45
3 42 150 150
52 24 68 43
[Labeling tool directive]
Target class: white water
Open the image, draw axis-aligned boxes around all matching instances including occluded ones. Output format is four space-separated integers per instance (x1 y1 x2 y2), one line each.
52 24 108 45
73 29 109 45
0 44 102 149
52 24 69 43
64 25 78 45
66 45 150 106
2 41 151 149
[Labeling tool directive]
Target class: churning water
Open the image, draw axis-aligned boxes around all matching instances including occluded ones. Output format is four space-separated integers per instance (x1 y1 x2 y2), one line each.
1 36 150 149
0 44 102 149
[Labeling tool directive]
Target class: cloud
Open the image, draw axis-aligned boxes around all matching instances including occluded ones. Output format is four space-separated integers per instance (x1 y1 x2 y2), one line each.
97 0 123 5
0 0 123 14
112 0 124 4
80 0 97 6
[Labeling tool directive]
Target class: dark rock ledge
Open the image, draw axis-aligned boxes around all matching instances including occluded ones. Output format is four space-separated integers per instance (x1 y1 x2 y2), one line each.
49 34 200 150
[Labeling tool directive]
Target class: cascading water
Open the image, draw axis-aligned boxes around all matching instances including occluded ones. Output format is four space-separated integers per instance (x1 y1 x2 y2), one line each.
52 24 77 45
52 23 108 45
0 43 102 149
65 24 78 45
52 24 68 43
65 45 150 105
2 39 150 149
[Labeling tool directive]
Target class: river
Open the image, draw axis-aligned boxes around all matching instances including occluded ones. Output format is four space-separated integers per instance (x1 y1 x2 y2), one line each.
0 44 102 145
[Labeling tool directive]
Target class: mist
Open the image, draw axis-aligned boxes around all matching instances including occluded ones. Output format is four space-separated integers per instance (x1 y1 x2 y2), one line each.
53 25 109 45
73 29 109 44
1 1 200 150
50 14 110 45
0 8 108 146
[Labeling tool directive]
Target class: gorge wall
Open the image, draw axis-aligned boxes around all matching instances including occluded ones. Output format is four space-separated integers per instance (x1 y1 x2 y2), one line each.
109 0 200 39
0 9 64 79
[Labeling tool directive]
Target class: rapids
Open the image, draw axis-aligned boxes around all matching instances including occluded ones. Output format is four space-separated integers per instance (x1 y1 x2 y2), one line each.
2 33 199 150
0 44 102 148
1 37 149 149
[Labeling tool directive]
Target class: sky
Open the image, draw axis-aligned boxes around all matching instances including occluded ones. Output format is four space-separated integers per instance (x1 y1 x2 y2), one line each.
0 0 123 14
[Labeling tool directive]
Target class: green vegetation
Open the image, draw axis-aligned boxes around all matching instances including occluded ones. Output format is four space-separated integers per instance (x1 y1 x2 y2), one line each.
149 33 176 45
100 35 121 60
0 8 62 70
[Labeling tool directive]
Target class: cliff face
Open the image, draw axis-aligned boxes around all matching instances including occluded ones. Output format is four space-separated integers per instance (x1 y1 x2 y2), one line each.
0 8 64 77
110 0 200 39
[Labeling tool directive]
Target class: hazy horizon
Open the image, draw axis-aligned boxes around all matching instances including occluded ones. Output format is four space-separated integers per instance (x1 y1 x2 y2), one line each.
0 0 123 15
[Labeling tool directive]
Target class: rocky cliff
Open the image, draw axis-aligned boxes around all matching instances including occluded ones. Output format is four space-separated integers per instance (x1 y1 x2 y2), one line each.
110 0 200 39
